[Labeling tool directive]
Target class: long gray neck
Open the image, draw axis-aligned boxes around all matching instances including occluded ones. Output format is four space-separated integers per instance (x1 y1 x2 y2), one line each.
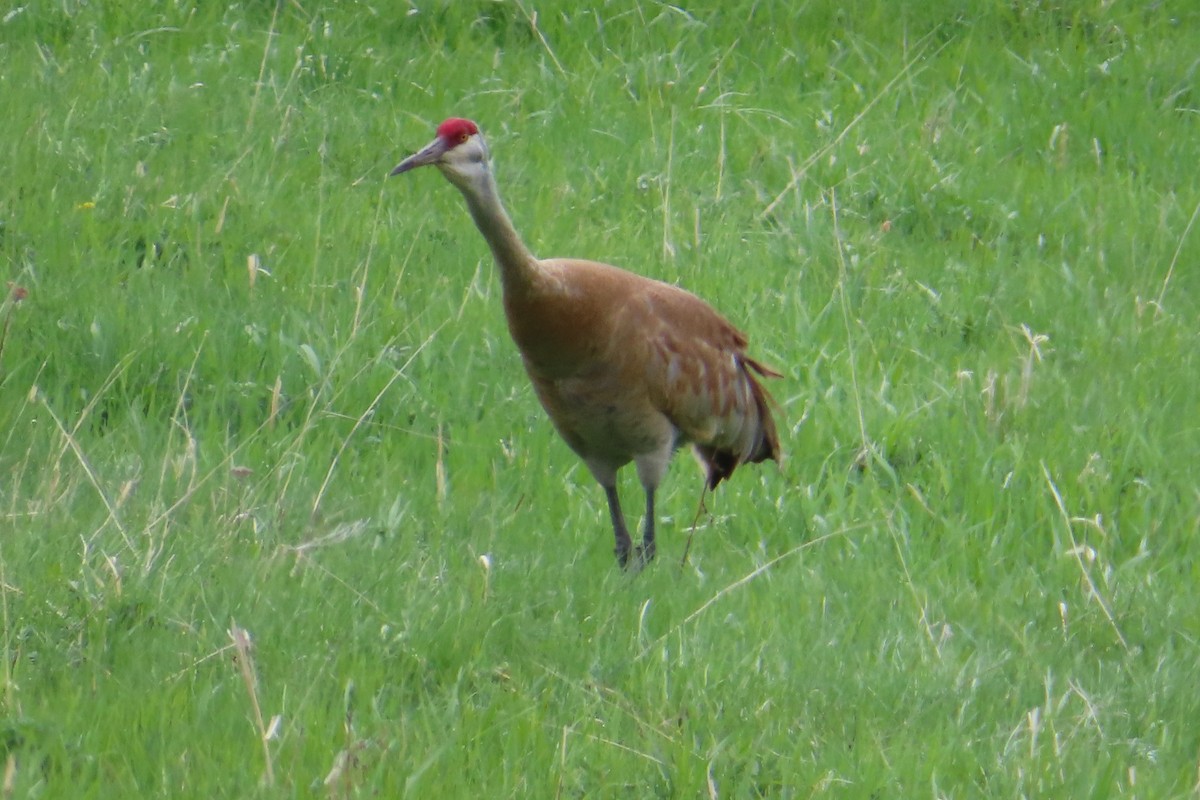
457 169 540 296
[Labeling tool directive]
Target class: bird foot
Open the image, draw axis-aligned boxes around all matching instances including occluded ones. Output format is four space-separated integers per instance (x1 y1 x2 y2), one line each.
614 543 656 571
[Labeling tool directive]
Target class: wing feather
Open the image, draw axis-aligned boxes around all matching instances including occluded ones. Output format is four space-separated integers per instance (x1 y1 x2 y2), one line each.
633 282 781 486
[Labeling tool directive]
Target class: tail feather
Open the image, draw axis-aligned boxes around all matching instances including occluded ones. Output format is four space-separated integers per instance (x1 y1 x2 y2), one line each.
696 356 782 490
745 362 781 465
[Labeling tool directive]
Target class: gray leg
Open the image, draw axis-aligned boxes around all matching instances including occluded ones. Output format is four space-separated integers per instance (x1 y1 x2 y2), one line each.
637 489 657 565
604 485 633 568
632 441 671 568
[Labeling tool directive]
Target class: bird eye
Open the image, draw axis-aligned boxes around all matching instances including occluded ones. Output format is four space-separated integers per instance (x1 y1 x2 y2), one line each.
459 133 470 144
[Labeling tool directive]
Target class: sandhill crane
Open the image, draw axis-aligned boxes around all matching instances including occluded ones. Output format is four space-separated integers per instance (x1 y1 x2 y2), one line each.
390 117 780 568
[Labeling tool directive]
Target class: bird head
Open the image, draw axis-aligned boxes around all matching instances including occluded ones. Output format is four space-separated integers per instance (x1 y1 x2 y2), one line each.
389 117 490 191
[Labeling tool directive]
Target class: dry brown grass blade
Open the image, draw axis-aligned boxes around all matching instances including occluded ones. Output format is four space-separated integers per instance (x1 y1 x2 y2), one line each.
228 622 276 786
1041 463 1129 653
678 482 710 567
1154 196 1200 316
3 752 15 799
514 0 567 78
42 390 134 553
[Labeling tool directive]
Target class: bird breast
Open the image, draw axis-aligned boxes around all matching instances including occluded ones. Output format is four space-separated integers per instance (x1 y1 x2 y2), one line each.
501 259 637 379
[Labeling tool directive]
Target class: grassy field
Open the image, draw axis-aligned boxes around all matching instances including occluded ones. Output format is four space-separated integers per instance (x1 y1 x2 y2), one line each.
3 1 1200 796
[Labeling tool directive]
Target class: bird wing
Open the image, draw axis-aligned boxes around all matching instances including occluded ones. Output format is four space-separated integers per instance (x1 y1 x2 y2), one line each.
629 278 781 484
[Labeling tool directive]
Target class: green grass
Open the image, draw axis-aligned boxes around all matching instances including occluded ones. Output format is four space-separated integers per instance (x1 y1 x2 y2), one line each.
3 1 1200 796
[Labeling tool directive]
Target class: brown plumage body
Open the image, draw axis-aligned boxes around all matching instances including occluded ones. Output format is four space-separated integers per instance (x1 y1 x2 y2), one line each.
391 118 780 567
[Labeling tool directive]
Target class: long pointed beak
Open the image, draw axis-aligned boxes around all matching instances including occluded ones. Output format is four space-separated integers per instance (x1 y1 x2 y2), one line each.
389 136 447 177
